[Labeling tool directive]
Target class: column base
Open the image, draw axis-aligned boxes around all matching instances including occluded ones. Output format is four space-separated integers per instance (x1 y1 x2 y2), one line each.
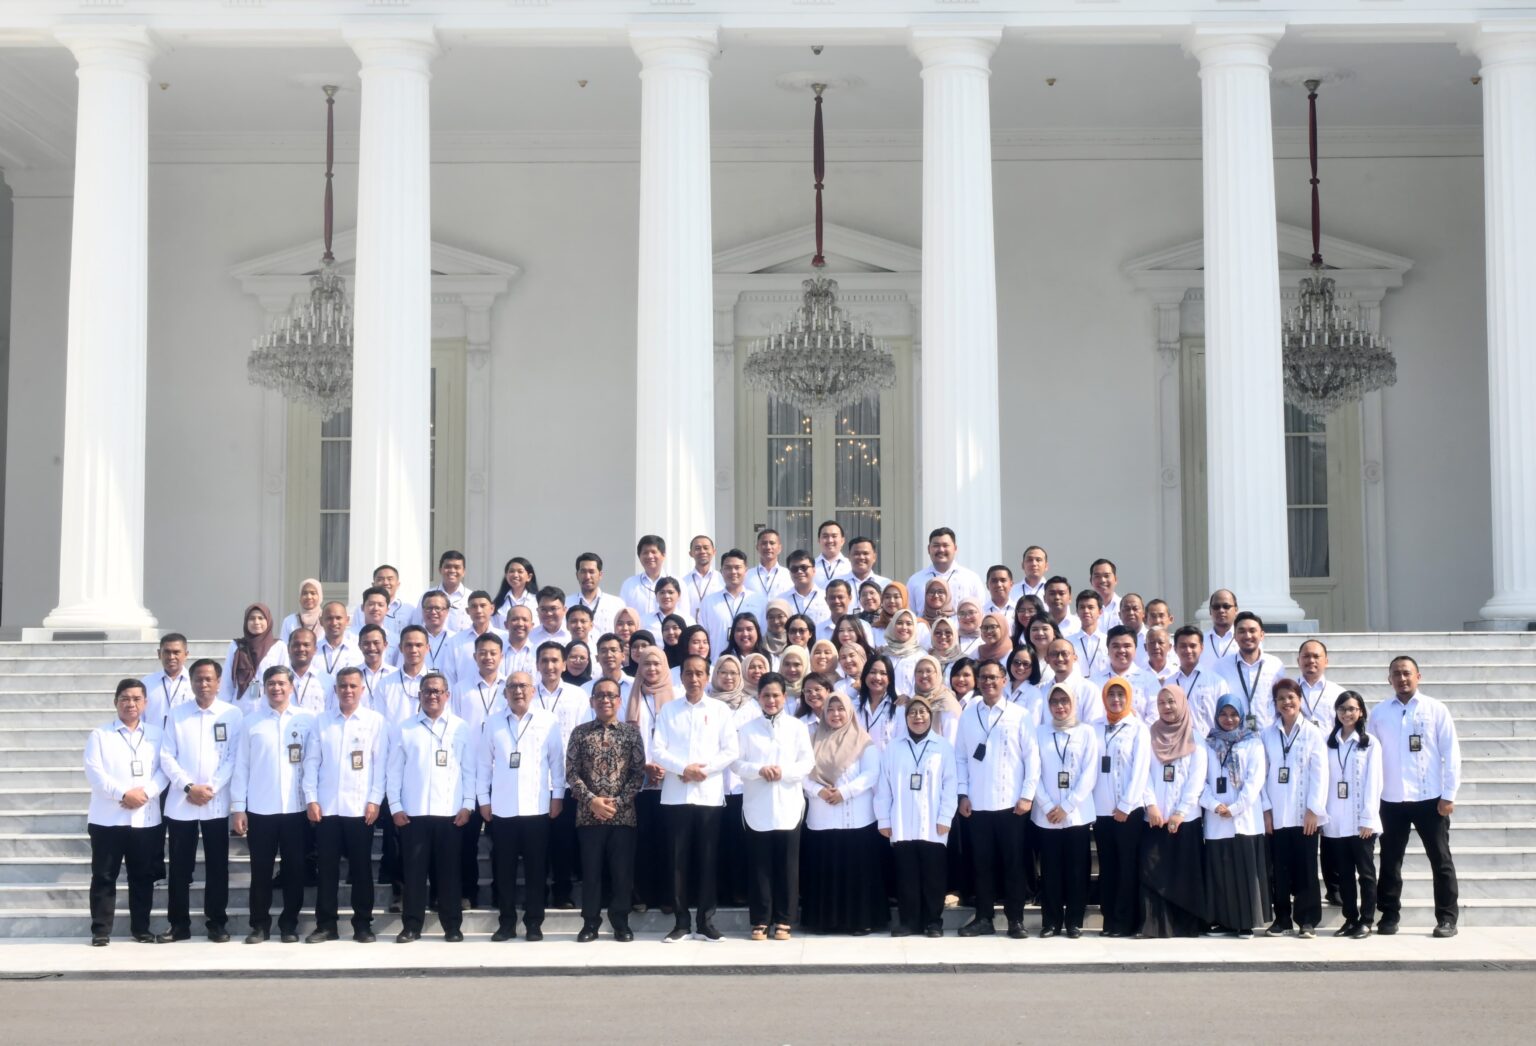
1464 618 1536 633
39 601 159 638
1476 594 1536 627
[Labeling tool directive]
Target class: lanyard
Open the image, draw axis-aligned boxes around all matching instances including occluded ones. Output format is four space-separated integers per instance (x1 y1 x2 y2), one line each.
1301 681 1327 722
1181 670 1201 693
1078 634 1101 667
793 590 820 615
538 685 564 717
402 673 422 701
820 557 841 581
477 682 500 718
1105 722 1126 756
581 592 601 613
506 711 533 754
1335 737 1357 781
723 591 745 619
427 632 448 667
323 643 347 675
1278 723 1300 767
295 675 314 708
904 736 932 771
863 698 890 731
1052 730 1070 765
976 702 1004 744
363 670 377 704
161 676 187 708
424 716 448 752
756 566 780 591
1209 630 1235 659
690 573 713 606
118 725 146 758
1236 659 1262 706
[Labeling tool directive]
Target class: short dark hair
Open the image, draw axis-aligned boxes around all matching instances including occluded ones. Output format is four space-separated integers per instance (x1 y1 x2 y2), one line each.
1389 654 1420 672
928 527 956 544
467 589 494 604
681 654 710 674
817 519 843 537
399 624 429 643
1173 624 1204 645
1300 638 1329 656
637 534 666 555
786 549 813 568
438 550 465 567
288 626 316 644
189 657 222 678
358 624 387 643
986 564 1012 581
825 579 852 597
263 665 295 685
419 671 450 694
849 536 875 552
1075 590 1101 610
1090 558 1118 577
536 641 566 661
1271 677 1303 704
1045 575 1072 592
1105 624 1136 644
373 563 400 578
596 632 622 651
537 585 567 604
362 586 389 604
158 632 188 649
334 666 364 684
566 604 593 622
419 590 450 610
591 677 622 699
114 679 146 700
655 576 681 595
1235 610 1265 630
756 670 789 695
475 632 505 650
721 548 748 567
576 552 604 571
756 528 781 543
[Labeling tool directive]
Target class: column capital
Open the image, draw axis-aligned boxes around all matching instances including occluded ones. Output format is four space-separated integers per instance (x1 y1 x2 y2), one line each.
1185 24 1285 68
629 26 718 70
1462 20 1536 65
343 21 439 70
54 24 159 74
908 26 1001 71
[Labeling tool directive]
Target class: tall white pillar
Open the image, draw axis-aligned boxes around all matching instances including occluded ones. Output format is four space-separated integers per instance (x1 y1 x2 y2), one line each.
910 28 1004 571
344 26 437 602
631 29 717 551
1190 27 1305 625
40 27 160 636
1470 24 1536 625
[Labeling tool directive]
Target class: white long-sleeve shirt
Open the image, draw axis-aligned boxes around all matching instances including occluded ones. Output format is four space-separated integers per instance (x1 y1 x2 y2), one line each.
1171 668 1231 739
1296 677 1346 732
875 732 958 844
1004 681 1046 729
1197 628 1239 673
535 681 592 758
160 698 242 821
906 565 985 608
1323 732 1385 837
475 706 567 817
1200 735 1266 839
84 719 167 828
745 564 795 602
734 714 814 831
218 640 290 710
1368 691 1461 803
1090 664 1163 724
1145 743 1207 823
1260 720 1330 829
856 696 903 753
803 744 881 831
451 675 508 738
1094 717 1152 817
955 700 1039 812
386 712 476 818
652 696 739 806
698 589 767 658
302 706 388 817
231 704 315 816
1072 631 1111 682
288 667 332 715
1215 652 1285 733
1032 723 1101 830
141 669 193 730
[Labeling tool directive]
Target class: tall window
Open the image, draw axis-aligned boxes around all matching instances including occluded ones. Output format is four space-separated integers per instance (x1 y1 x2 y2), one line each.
1284 403 1329 578
764 394 882 555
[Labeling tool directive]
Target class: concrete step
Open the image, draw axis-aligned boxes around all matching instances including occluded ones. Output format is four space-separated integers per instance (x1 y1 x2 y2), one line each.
1456 779 1536 800
1265 633 1536 651
0 747 86 767
0 769 86 788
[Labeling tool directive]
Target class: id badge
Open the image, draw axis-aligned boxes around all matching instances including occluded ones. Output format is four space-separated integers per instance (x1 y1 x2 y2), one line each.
1216 776 1228 795
508 752 522 770
1277 766 1290 785
1100 755 1112 774
287 744 302 765
1409 734 1423 753
350 750 364 771
1057 770 1071 789
972 743 987 762
213 723 227 743
1163 764 1175 783
435 749 449 768
909 773 923 792
1245 714 1257 731
130 760 144 777
1337 781 1349 799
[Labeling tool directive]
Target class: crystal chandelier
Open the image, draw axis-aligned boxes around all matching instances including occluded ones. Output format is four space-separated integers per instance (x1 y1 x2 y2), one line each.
248 85 353 420
1280 79 1397 416
743 84 896 416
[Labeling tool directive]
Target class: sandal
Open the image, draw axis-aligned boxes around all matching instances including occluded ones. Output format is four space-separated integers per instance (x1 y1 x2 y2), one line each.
750 925 768 941
772 924 792 941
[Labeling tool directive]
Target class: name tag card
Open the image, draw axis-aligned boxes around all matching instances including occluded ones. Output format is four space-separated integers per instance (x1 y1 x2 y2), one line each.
909 773 923 792
1409 734 1423 753
1245 715 1258 731
350 750 364 771
508 752 522 770
435 750 449 768
1100 755 1112 774
213 724 227 743
1216 776 1228 795
1337 781 1349 799
130 760 144 778
1277 767 1290 785
287 744 302 764
1057 770 1071 789
1163 764 1175 783
972 743 987 762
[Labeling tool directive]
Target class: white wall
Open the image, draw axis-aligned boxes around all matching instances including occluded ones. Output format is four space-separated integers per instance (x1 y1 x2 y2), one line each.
1 147 1490 633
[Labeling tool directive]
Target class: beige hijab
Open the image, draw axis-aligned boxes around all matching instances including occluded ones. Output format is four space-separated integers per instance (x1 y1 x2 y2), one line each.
811 690 871 788
908 653 961 718
708 654 749 712
626 647 675 725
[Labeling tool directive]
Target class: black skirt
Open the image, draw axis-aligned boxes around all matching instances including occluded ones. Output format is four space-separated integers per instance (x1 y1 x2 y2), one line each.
1140 816 1210 937
800 824 890 934
1204 832 1273 932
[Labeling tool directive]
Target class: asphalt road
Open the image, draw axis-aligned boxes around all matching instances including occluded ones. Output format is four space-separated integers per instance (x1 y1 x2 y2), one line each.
4 971 1534 1043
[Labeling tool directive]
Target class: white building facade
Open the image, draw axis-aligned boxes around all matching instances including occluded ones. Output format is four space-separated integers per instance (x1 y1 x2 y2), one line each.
0 0 1532 636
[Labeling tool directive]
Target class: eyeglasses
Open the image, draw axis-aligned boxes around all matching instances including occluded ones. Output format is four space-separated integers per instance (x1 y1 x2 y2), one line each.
1210 602 1235 610
790 564 813 573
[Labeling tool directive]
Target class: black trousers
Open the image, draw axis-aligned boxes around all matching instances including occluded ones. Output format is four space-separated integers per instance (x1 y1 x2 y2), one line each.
968 809 1026 921
1320 828 1342 897
166 816 230 935
376 799 402 890
1095 810 1146 935
246 811 306 934
892 839 947 932
315 815 375 932
746 825 801 927
1038 824 1091 932
667 804 721 927
88 823 160 938
1379 798 1459 925
1322 834 1378 925
1268 825 1322 928
635 790 672 907
491 813 551 932
548 790 578 903
458 809 488 904
578 824 635 931
400 815 462 935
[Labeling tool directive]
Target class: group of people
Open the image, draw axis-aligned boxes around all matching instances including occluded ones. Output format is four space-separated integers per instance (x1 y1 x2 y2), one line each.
83 523 1463 946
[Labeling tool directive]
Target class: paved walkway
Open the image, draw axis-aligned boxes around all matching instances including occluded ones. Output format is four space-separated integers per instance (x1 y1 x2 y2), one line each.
4 927 1535 978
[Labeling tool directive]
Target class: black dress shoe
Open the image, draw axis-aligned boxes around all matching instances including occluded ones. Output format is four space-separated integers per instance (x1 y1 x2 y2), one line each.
133 932 157 944
279 932 300 944
525 927 544 942
244 930 269 944
90 935 109 947
614 927 634 943
306 928 339 944
891 926 912 938
958 917 995 937
924 925 943 938
1349 922 1372 939
1433 921 1458 939
208 928 231 944
444 930 464 942
1333 921 1358 938
395 930 420 943
1039 927 1060 939
1065 926 1083 939
1007 921 1027 940
157 929 190 943
577 925 600 943
491 928 516 942
352 930 376 943
1376 919 1399 936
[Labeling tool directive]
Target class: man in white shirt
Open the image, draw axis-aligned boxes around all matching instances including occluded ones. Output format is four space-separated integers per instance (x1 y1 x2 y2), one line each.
1091 626 1162 723
1371 655 1462 938
681 534 725 618
444 590 507 688
142 632 193 730
785 549 832 628
1118 594 1149 662
451 631 507 909
745 528 795 601
620 534 669 616
906 526 985 607
983 565 1016 619
354 586 403 653
502 605 537 678
350 565 416 636
955 660 1038 939
1171 625 1231 737
653 655 740 942
1198 589 1240 671
1142 626 1178 686
479 672 568 942
1215 611 1285 733
1043 576 1081 638
231 666 315 944
528 586 574 648
1295 639 1346 731
1043 638 1099 726
159 659 242 943
413 591 459 677
699 549 766 655
1010 545 1050 604
358 624 407 907
316 601 363 679
1088 558 1122 625
584 634 635 702
1071 591 1111 678
83 679 168 946
386 671 475 942
817 579 871 644
568 552 626 637
813 519 854 589
733 672 814 937
286 627 331 714
846 535 891 595
1145 598 1173 632
566 605 599 663
535 642 589 910
410 550 472 631
302 667 387 943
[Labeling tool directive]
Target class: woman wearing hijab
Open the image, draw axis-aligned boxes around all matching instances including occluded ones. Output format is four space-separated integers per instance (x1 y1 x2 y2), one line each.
871 582 910 648
562 640 594 686
954 599 985 658
881 609 924 696
1140 684 1210 938
857 655 902 752
1094 677 1152 938
1033 684 1101 938
809 639 840 680
1323 690 1383 939
279 578 323 641
613 607 642 670
660 614 689 668
628 647 677 913
763 599 793 665
1260 677 1330 939
741 653 771 698
875 694 958 938
910 654 962 745
777 645 811 712
801 681 887 936
835 642 868 702
709 653 756 908
1004 646 1045 727
927 618 964 672
920 578 955 631
220 603 289 709
975 612 1013 669
1201 692 1271 938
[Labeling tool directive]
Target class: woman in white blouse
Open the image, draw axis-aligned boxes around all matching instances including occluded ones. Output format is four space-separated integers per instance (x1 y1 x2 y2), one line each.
1140 684 1209 938
1033 685 1101 939
278 578 322 641
875 695 957 938
1323 690 1384 939
1201 693 1272 938
1094 677 1152 938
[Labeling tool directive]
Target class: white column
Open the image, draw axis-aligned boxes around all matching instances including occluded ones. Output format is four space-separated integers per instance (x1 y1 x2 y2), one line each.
1151 296 1187 619
1470 24 1536 624
631 28 717 551
41 27 160 635
462 295 495 589
910 27 1003 571
344 26 438 602
1190 27 1305 624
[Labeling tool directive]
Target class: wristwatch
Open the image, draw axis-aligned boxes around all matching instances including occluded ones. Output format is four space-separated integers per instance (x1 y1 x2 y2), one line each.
183 784 193 795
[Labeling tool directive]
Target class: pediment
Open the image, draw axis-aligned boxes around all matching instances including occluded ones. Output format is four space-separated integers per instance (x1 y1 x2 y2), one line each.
231 231 523 281
1124 222 1413 295
714 222 921 275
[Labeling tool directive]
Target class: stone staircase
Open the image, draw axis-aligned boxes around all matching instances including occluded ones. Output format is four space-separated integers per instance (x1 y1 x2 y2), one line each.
0 634 1531 937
